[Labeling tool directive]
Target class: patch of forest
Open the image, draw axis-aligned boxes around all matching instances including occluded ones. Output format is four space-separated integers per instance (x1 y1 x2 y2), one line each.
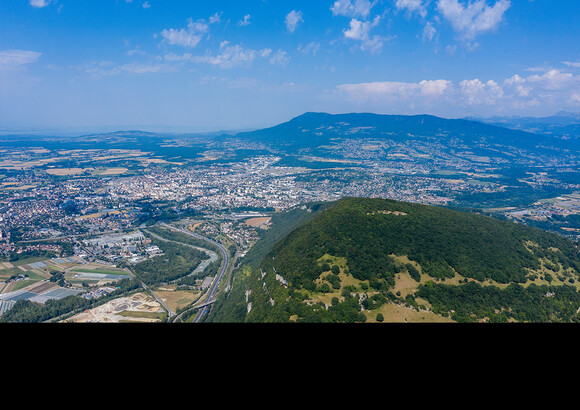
261 197 579 288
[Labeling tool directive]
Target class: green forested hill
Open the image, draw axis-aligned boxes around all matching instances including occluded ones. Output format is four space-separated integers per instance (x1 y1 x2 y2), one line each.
209 197 580 323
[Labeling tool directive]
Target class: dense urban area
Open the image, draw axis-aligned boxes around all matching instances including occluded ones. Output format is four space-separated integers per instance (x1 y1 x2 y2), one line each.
1 116 579 322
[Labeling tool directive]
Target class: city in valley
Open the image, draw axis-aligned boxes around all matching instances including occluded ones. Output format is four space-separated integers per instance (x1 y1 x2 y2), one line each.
0 119 578 322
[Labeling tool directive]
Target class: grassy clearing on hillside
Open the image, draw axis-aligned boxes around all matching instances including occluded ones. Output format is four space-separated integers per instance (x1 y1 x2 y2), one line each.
309 254 360 306
365 303 454 323
305 253 457 322
303 251 580 323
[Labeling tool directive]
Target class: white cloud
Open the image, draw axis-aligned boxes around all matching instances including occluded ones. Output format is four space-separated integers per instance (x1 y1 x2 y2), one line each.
164 42 283 69
343 16 385 53
285 10 303 33
0 49 42 70
142 1 151 9
459 78 504 105
563 61 580 69
504 74 531 97
527 69 575 90
269 50 290 66
332 2 386 53
343 19 367 40
422 21 436 42
76 60 176 78
419 79 452 96
160 18 210 48
331 0 376 18
120 63 165 74
29 0 51 8
335 69 580 116
192 41 268 69
436 0 511 40
298 42 321 56
209 12 222 24
395 0 428 18
336 79 451 103
238 14 251 26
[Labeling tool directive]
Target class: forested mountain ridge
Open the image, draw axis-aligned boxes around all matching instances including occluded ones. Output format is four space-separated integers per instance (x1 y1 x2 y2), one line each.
235 112 569 153
209 197 580 323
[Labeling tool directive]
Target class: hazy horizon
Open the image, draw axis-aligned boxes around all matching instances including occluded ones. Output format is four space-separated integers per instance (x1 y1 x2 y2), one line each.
1 108 579 137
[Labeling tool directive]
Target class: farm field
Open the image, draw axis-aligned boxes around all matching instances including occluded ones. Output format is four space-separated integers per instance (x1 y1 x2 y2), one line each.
153 284 202 313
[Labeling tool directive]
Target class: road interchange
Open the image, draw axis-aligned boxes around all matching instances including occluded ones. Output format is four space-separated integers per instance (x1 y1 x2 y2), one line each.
158 222 231 323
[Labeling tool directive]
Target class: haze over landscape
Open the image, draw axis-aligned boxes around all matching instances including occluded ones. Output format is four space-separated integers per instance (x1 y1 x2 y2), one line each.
1 1 579 324
2 0 579 132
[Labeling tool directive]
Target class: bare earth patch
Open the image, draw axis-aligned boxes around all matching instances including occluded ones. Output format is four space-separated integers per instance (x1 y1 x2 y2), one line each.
63 292 165 323
366 303 454 323
245 217 272 227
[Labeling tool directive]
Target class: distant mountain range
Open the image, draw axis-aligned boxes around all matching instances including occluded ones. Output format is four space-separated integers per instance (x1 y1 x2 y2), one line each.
465 111 580 126
464 111 580 139
235 112 579 154
3 111 578 162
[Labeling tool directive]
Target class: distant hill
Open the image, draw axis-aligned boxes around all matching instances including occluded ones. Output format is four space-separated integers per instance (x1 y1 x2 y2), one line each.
465 111 580 127
465 112 580 141
209 197 580 323
235 112 563 152
5 111 576 160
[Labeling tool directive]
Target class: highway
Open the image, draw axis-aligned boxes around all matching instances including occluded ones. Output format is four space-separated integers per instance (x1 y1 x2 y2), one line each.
159 222 230 322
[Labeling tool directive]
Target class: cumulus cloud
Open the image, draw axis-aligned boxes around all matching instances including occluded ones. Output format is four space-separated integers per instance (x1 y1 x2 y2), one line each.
194 42 257 68
190 41 274 69
504 74 531 97
29 0 51 8
343 16 385 53
563 61 580 69
395 0 428 18
285 10 303 33
332 1 386 53
209 12 222 24
422 21 436 42
163 40 286 69
331 0 376 18
238 14 251 26
436 0 511 40
459 78 504 105
298 42 321 56
336 79 451 103
269 50 290 66
335 69 580 115
526 69 575 90
160 18 210 48
0 49 42 70
419 79 452 96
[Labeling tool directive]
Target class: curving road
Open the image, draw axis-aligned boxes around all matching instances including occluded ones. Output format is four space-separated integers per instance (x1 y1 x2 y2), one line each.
159 222 230 322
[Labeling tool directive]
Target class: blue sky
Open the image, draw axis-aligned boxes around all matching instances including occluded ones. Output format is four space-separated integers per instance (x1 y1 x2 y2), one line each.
1 0 579 132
